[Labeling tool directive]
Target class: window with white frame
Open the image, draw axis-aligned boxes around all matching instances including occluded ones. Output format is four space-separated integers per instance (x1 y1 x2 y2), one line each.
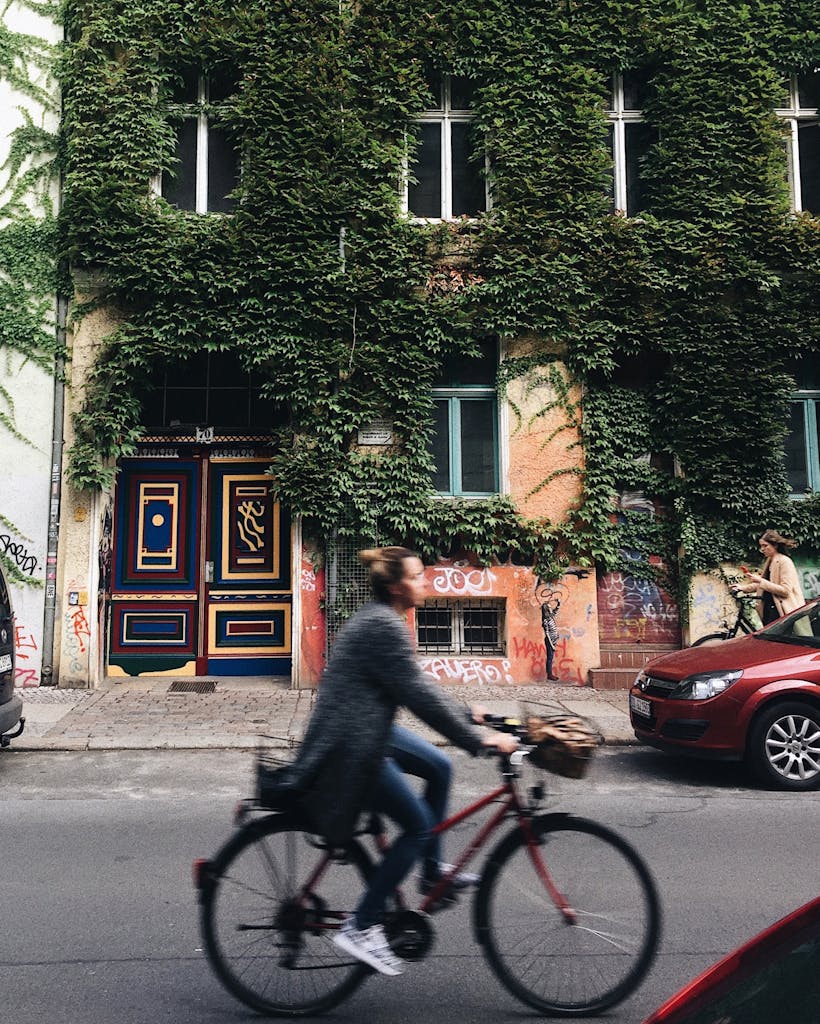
775 70 820 215
406 72 487 220
416 599 505 655
607 70 655 216
161 67 240 213
430 337 498 496
785 359 820 495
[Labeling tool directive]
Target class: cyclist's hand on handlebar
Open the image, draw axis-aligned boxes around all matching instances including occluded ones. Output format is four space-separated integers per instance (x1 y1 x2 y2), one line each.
470 703 490 724
481 733 519 756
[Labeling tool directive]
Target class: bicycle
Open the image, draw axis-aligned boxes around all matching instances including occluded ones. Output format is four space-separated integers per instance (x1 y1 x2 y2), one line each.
690 592 761 647
194 706 661 1019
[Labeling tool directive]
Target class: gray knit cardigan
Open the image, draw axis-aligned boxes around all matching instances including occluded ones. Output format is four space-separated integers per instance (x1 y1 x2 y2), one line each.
291 601 484 844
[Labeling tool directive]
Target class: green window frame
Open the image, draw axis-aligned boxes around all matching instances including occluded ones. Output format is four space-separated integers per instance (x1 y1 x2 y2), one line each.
430 390 498 496
429 337 499 496
786 393 820 495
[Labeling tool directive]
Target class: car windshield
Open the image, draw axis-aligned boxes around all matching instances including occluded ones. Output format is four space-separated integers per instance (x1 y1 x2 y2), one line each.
756 602 820 649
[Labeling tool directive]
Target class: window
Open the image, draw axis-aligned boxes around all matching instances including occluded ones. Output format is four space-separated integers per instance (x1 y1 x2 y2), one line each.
607 70 655 216
430 337 498 496
138 350 286 433
161 67 240 213
416 599 505 655
786 360 820 494
775 70 820 215
406 72 487 220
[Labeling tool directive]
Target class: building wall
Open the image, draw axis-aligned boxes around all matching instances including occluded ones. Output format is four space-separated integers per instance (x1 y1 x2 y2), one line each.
296 355 598 689
53 295 118 687
689 560 820 643
0 1 61 687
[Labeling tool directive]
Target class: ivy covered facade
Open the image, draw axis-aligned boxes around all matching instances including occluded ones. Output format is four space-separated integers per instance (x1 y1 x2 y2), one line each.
4 0 820 687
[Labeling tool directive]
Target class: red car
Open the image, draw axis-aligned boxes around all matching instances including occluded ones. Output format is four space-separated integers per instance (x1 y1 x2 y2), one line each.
642 895 820 1023
629 597 820 790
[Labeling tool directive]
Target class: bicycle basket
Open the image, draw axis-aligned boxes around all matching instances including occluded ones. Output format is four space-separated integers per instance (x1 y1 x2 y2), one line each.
521 704 601 779
255 742 304 812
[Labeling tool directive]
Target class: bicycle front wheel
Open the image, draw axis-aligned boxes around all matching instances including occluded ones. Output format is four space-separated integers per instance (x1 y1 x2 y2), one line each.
200 813 372 1017
476 814 661 1017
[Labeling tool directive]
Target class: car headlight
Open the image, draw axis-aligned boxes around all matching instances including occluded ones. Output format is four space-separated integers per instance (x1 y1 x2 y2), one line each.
671 670 742 700
634 670 648 691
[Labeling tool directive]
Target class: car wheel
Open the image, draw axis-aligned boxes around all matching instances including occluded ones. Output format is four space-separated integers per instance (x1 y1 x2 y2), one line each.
748 702 820 791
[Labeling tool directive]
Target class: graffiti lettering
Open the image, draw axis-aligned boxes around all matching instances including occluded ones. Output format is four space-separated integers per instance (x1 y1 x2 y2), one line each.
15 667 39 687
301 567 317 592
800 568 820 600
420 657 514 686
431 566 496 596
597 571 679 643
0 534 38 576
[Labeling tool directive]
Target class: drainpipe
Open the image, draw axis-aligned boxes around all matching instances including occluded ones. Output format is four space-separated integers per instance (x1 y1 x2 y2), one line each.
40 294 68 686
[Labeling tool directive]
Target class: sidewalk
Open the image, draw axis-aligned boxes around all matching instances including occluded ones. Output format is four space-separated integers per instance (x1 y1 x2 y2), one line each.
11 678 636 751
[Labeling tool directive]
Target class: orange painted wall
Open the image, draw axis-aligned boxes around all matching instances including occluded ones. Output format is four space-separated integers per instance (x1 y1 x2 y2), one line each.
417 561 599 687
298 546 326 687
503 353 585 523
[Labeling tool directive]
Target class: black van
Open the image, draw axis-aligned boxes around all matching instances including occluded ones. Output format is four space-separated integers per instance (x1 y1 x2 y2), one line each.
0 564 24 746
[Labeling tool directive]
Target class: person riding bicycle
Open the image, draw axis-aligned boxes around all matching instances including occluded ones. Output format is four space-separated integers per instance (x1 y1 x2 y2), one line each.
290 546 518 976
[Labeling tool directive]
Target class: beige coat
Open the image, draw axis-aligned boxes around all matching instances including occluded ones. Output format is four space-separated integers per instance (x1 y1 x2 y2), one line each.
758 553 806 618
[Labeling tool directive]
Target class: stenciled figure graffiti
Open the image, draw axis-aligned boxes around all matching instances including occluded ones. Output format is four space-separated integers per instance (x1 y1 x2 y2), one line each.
536 584 561 681
536 570 589 682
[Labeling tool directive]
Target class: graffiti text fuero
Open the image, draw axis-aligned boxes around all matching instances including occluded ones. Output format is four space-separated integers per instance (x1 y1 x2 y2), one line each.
420 657 514 686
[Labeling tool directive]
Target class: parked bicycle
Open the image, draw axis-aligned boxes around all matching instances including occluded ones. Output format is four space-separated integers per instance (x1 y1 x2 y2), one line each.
690 592 761 647
194 705 661 1019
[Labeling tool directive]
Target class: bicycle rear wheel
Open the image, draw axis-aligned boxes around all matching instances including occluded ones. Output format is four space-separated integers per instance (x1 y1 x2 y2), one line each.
199 813 372 1017
690 631 731 647
476 814 660 1017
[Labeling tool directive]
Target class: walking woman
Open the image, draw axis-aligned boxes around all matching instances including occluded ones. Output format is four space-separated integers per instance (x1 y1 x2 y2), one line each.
291 547 517 976
731 529 806 624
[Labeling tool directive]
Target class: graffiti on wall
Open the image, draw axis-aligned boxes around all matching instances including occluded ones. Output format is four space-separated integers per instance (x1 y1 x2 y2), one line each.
420 657 514 686
597 570 680 644
431 565 497 596
0 532 39 576
799 566 820 600
14 622 40 686
63 579 91 675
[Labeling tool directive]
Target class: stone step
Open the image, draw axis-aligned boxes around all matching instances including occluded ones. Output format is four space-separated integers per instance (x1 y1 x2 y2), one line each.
588 667 641 690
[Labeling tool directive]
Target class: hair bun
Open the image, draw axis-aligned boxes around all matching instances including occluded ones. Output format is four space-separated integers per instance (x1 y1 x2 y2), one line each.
358 548 381 566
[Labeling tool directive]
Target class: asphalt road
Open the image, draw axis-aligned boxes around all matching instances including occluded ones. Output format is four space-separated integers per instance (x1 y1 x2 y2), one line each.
1 747 818 1024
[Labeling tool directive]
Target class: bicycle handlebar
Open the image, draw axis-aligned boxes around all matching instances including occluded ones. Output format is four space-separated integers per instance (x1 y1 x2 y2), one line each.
482 712 524 734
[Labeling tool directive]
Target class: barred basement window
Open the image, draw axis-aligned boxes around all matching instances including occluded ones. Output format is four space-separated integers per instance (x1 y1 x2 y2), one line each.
416 599 505 655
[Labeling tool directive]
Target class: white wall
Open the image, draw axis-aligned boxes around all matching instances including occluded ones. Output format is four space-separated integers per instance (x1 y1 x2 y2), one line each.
0 1 61 685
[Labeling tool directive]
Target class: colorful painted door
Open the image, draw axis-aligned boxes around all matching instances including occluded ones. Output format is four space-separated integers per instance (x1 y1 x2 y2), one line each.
108 456 291 677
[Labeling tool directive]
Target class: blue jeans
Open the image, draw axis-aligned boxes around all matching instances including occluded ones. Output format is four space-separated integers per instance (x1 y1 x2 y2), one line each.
354 726 452 930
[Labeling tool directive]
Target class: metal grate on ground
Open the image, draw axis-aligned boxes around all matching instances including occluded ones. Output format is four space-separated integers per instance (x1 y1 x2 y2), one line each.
167 680 218 694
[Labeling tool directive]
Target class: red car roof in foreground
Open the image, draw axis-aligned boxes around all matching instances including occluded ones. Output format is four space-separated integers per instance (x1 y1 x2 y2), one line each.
642 896 820 1023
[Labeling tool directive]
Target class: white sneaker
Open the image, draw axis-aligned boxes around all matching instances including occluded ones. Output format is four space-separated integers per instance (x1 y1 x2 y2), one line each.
332 918 404 976
420 861 481 894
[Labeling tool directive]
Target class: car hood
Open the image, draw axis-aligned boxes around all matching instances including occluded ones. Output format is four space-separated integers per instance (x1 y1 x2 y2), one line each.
642 635 816 681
